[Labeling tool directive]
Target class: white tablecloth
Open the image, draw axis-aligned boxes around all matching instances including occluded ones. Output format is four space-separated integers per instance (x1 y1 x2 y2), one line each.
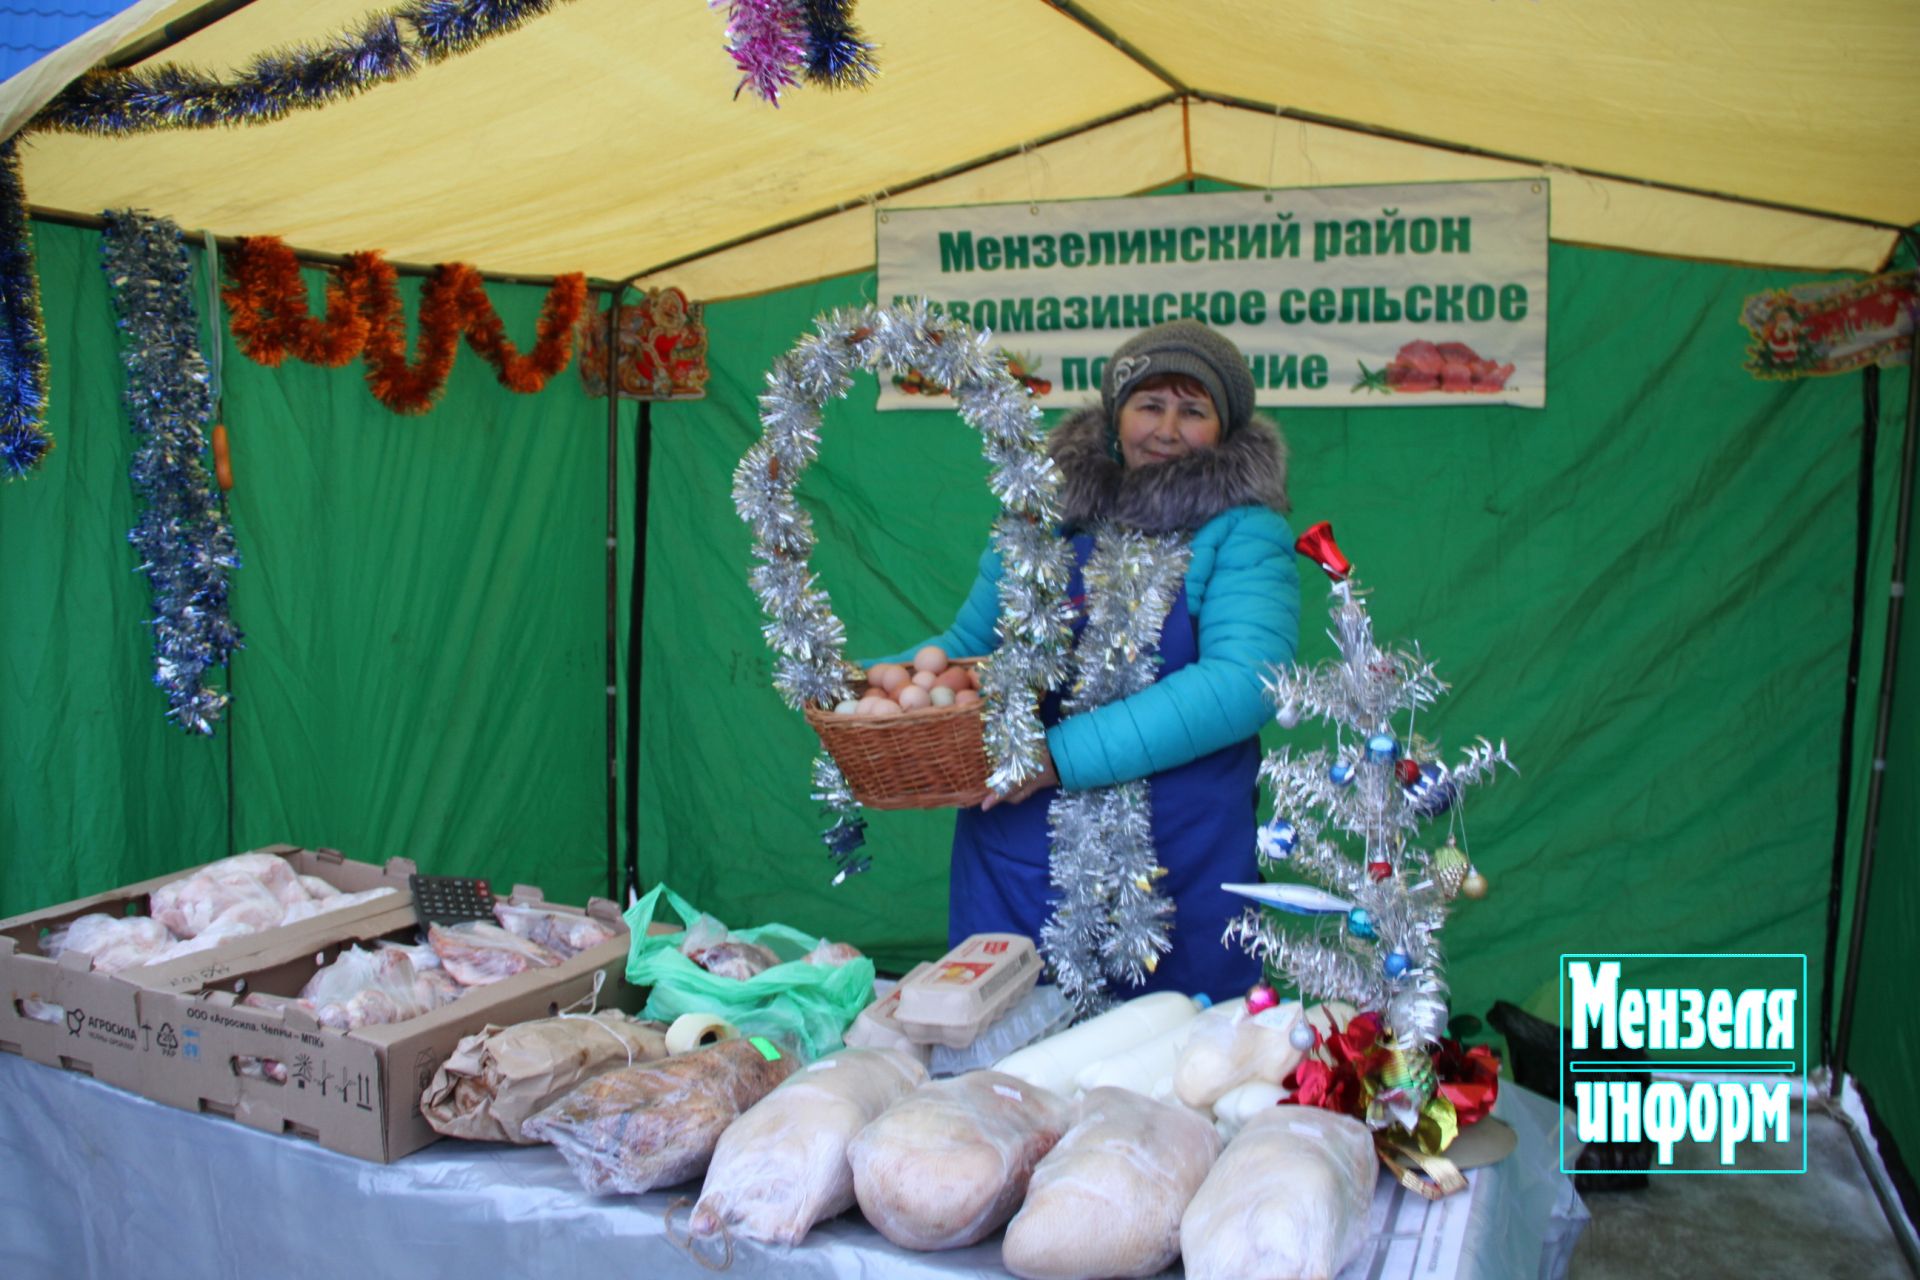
0 1051 1584 1279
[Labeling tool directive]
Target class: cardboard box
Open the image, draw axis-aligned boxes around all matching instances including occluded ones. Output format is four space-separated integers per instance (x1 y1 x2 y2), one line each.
134 891 641 1163
0 845 415 1093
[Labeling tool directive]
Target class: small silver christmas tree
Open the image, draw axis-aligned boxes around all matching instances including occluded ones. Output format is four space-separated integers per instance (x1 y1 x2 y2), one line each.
1224 521 1512 1131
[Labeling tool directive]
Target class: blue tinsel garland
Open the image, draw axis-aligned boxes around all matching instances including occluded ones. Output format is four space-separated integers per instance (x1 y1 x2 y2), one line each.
35 0 568 134
0 139 52 479
801 0 876 90
100 210 242 735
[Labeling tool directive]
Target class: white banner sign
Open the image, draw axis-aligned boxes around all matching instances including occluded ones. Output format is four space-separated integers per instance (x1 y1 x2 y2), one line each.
875 181 1548 410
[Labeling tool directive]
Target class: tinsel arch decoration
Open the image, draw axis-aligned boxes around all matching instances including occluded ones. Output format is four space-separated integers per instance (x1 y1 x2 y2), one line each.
221 237 586 415
732 301 1075 880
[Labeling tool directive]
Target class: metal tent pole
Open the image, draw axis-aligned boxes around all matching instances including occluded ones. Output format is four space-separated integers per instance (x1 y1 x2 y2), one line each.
1830 230 1920 1090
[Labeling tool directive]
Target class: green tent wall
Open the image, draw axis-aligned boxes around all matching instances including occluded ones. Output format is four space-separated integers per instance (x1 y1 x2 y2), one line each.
2 212 1913 1170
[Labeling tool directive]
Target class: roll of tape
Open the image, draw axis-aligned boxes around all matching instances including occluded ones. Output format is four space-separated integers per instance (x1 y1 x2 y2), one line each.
665 1011 739 1055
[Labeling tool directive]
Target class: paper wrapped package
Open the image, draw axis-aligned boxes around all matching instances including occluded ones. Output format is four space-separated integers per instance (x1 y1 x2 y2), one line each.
523 1036 797 1195
422 1011 670 1144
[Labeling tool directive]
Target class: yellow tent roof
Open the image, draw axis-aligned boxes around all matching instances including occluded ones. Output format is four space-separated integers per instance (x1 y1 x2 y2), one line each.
5 0 1914 296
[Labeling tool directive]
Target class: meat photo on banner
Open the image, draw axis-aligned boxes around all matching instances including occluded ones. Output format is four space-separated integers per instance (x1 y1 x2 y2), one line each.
875 180 1549 411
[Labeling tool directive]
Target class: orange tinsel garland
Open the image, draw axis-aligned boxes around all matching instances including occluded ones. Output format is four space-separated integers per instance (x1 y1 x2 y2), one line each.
221 236 588 415
223 238 369 368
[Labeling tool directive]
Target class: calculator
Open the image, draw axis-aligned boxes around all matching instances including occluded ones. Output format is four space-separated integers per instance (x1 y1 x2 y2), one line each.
409 875 496 926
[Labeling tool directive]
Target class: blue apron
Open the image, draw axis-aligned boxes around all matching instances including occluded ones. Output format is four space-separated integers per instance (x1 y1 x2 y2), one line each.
948 533 1263 1002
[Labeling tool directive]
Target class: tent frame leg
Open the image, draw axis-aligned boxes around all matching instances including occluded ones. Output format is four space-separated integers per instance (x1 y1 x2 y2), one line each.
1829 230 1920 1092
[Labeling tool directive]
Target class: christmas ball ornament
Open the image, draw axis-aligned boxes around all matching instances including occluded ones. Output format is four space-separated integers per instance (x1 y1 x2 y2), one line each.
1461 868 1490 900
1346 906 1376 939
1256 816 1298 863
1366 734 1397 764
1406 762 1455 817
1432 841 1470 898
1395 757 1421 786
1384 950 1411 978
1246 984 1279 1015
1330 761 1356 787
1367 859 1393 882
1289 1020 1317 1051
1276 697 1301 729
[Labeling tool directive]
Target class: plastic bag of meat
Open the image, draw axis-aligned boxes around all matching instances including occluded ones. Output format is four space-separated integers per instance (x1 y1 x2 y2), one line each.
1003 1086 1222 1280
296 946 453 1031
694 939 780 981
803 939 864 967
523 1035 797 1195
297 874 342 901
673 910 780 979
428 920 562 986
150 853 310 936
422 1011 670 1143
42 914 176 973
847 1069 1074 1251
1173 998 1307 1111
690 1047 927 1246
492 902 617 959
278 886 398 926
1179 1106 1378 1280
147 916 268 965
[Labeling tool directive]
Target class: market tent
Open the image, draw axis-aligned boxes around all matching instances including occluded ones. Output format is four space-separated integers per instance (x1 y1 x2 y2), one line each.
2 0 1914 285
2 0 1917 1192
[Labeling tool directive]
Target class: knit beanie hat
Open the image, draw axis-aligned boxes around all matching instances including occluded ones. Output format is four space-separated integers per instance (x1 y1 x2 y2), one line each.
1100 319 1257 441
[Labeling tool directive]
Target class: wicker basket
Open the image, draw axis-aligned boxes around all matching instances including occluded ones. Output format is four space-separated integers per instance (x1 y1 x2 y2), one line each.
804 658 990 809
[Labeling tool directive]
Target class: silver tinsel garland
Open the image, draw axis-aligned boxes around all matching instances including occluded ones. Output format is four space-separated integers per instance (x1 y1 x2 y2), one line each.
1042 527 1190 1014
101 210 241 734
735 301 1072 880
1228 571 1511 1128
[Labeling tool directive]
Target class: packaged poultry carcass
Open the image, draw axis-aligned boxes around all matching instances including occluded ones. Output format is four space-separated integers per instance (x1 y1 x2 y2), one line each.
690 1047 927 1246
42 914 176 972
296 874 342 901
847 1069 1074 1251
427 920 562 986
422 1011 671 1144
278 885 398 926
1179 1106 1378 1280
1172 998 1307 1111
523 1035 797 1195
1002 1087 1222 1280
1210 1081 1287 1142
491 902 617 959
150 852 309 936
149 864 286 938
296 946 449 1031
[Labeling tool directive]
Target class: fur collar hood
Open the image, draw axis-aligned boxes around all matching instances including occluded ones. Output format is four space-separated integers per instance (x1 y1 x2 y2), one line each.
1048 406 1290 534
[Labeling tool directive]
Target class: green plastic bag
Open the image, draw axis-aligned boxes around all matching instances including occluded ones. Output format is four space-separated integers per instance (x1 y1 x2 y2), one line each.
623 884 876 1061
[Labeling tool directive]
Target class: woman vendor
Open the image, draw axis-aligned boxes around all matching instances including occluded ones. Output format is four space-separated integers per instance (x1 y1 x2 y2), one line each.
897 319 1299 1001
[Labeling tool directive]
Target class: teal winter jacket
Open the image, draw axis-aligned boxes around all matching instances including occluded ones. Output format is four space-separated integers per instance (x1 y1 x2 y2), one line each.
901 407 1299 791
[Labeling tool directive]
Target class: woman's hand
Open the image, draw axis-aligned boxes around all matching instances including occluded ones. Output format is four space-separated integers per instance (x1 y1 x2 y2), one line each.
980 741 1060 810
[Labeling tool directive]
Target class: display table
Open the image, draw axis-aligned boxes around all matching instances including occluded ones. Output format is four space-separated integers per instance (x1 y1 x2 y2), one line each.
0 1051 1584 1279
